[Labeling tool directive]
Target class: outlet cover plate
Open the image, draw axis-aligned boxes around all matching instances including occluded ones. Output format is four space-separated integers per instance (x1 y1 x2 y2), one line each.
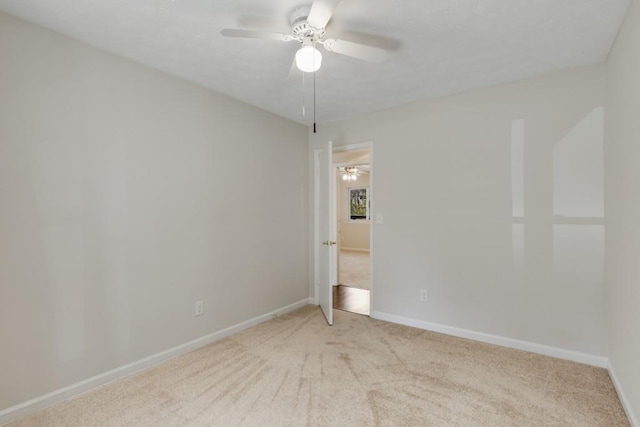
195 300 204 316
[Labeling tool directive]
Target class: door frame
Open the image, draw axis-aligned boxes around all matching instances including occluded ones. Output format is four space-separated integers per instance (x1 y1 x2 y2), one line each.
331 142 374 311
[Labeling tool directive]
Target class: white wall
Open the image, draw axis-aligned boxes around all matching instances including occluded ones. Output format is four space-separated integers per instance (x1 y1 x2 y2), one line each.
311 65 607 358
605 0 640 423
338 172 370 251
0 12 308 412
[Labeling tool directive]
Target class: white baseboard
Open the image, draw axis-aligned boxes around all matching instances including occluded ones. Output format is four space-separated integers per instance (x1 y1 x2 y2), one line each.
0 298 312 426
608 361 639 427
370 311 607 368
340 247 370 253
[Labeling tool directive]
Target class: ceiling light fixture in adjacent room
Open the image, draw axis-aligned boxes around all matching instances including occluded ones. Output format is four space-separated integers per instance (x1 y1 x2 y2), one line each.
342 167 358 181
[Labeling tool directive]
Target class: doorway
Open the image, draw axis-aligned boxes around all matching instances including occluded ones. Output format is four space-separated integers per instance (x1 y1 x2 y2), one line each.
333 146 372 316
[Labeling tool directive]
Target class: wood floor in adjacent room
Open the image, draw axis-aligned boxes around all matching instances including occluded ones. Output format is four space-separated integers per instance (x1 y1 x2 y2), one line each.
333 284 370 316
337 249 371 316
9 306 629 426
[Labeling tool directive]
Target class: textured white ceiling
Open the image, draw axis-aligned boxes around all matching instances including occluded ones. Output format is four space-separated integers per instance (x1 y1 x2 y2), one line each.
0 0 630 125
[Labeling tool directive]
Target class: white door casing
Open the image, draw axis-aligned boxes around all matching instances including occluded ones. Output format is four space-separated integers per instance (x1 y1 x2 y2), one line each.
331 142 374 312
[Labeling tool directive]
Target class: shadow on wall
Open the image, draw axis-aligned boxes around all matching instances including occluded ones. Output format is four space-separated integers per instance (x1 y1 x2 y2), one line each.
510 107 604 350
380 102 607 355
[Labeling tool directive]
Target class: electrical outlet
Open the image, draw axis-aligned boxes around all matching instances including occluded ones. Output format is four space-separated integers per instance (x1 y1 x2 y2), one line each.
195 300 204 317
420 289 428 302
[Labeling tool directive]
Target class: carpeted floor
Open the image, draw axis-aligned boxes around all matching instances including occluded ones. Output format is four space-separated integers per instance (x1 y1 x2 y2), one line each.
339 250 370 290
9 306 628 426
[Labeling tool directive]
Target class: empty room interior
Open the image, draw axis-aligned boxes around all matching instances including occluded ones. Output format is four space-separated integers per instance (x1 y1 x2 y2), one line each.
1 0 640 425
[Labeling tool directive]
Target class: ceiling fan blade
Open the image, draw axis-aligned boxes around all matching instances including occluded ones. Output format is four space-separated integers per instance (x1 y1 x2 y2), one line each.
307 0 342 29
220 29 291 42
322 38 390 63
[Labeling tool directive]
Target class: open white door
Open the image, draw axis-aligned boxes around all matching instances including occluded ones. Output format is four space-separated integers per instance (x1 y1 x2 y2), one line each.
317 141 334 325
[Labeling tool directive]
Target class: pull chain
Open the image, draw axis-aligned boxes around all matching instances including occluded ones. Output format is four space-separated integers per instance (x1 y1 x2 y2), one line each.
302 70 306 117
313 41 317 133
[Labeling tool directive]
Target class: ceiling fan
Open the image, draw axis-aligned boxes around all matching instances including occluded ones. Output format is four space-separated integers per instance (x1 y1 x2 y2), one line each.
221 0 391 73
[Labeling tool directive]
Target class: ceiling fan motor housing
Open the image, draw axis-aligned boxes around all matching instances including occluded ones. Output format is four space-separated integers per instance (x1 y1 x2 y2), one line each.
290 6 325 40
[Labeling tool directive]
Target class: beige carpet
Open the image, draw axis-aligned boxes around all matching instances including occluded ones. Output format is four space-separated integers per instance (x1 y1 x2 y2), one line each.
10 306 628 426
339 250 370 290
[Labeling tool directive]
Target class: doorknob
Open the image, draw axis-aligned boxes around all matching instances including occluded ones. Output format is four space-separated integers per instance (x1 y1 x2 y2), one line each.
322 241 337 246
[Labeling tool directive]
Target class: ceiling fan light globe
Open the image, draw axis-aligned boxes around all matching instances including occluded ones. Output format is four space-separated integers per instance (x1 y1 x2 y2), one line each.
295 46 322 72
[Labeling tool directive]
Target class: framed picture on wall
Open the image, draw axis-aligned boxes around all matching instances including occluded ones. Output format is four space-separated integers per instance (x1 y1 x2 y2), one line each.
349 187 369 221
